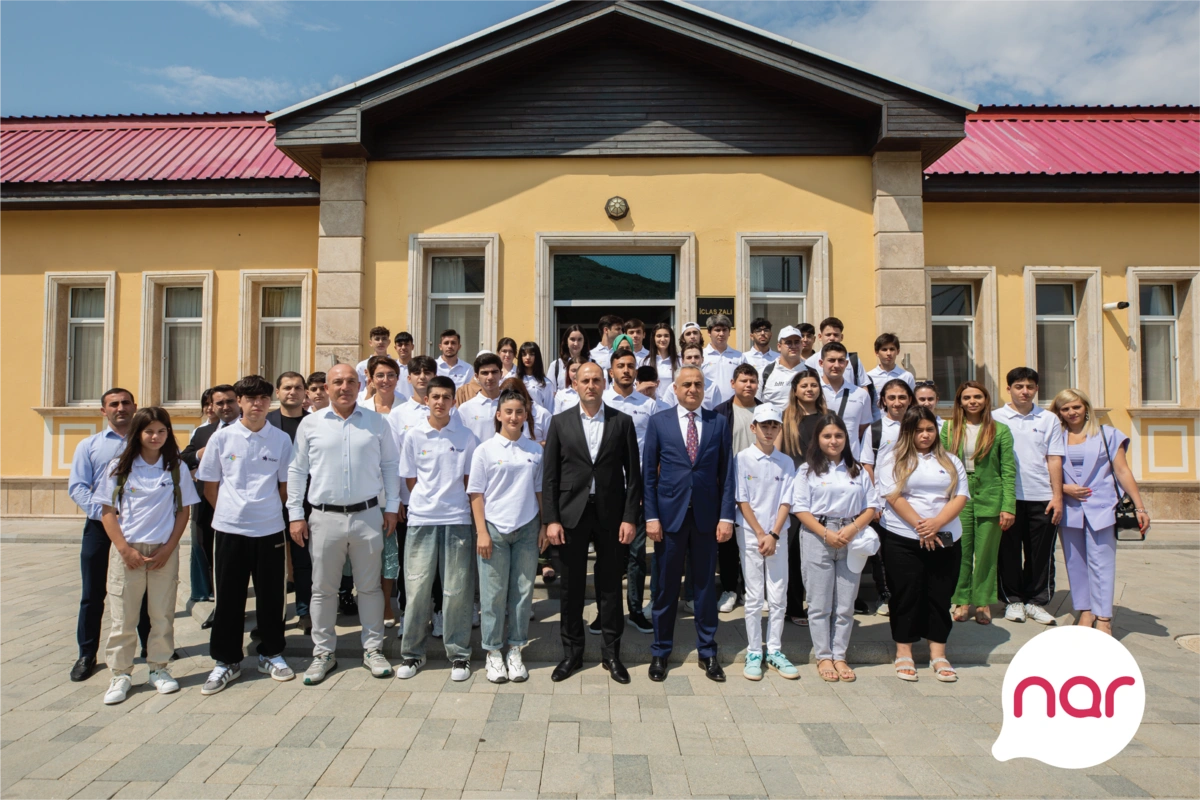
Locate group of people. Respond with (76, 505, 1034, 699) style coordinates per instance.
(67, 312, 1151, 704)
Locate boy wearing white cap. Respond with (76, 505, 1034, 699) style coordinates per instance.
(758, 326, 806, 413)
(733, 404, 799, 681)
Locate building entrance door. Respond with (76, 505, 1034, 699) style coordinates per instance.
(550, 252, 677, 353)
(554, 305, 674, 354)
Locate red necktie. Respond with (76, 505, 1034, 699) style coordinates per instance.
(686, 411, 698, 464)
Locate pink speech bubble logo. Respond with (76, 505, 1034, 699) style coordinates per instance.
(993, 626, 1145, 768)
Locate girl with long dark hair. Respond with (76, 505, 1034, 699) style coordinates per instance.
(650, 322, 680, 386)
(518, 341, 554, 411)
(547, 325, 588, 392)
(778, 368, 827, 626)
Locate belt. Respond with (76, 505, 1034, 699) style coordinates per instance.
(816, 515, 853, 527)
(313, 497, 379, 514)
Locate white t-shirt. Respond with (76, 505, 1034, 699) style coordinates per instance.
(792, 461, 881, 522)
(436, 357, 474, 389)
(875, 451, 970, 541)
(758, 359, 804, 413)
(387, 398, 433, 505)
(733, 445, 796, 532)
(589, 343, 613, 372)
(821, 380, 873, 457)
(532, 403, 552, 444)
(553, 388, 580, 415)
(522, 374, 555, 412)
(992, 405, 1067, 501)
(196, 421, 293, 537)
(458, 393, 499, 444)
(859, 416, 903, 466)
(95, 456, 201, 545)
(466, 435, 544, 534)
(652, 354, 677, 387)
(602, 387, 669, 461)
(399, 417, 478, 527)
(702, 345, 747, 407)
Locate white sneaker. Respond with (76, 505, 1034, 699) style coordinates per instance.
(258, 654, 295, 682)
(432, 611, 444, 638)
(450, 659, 471, 682)
(148, 668, 180, 694)
(876, 601, 890, 617)
(718, 592, 737, 613)
(396, 656, 425, 679)
(473, 602, 481, 629)
(363, 649, 394, 678)
(104, 674, 132, 705)
(505, 647, 528, 682)
(201, 662, 241, 695)
(304, 653, 337, 685)
(1005, 603, 1027, 623)
(485, 651, 508, 684)
(1025, 603, 1057, 625)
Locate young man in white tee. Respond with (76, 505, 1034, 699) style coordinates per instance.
(865, 333, 915, 422)
(817, 342, 873, 458)
(436, 329, 475, 389)
(457, 353, 505, 443)
(701, 313, 746, 407)
(743, 317, 779, 384)
(759, 326, 806, 413)
(803, 317, 871, 390)
(356, 326, 391, 391)
(589, 314, 624, 372)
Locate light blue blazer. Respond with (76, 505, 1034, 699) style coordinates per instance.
(1060, 425, 1130, 531)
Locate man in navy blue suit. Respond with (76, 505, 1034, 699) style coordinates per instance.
(643, 365, 737, 682)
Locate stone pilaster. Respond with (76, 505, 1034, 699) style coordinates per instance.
(315, 158, 366, 369)
(872, 151, 929, 379)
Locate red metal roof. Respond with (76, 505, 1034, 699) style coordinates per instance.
(0, 112, 309, 183)
(928, 106, 1200, 176)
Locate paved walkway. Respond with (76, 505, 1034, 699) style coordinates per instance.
(1, 534, 1197, 798)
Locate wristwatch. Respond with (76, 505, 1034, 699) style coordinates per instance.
(767, 531, 780, 540)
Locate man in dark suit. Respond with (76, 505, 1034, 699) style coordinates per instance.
(543, 362, 642, 684)
(644, 365, 737, 682)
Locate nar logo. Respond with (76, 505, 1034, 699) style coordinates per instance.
(992, 626, 1145, 769)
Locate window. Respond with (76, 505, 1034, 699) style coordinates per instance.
(551, 253, 677, 349)
(67, 287, 106, 404)
(163, 287, 202, 404)
(141, 271, 213, 408)
(260, 286, 302, 380)
(239, 270, 311, 381)
(750, 255, 807, 327)
(1035, 283, 1076, 401)
(930, 283, 975, 393)
(1140, 284, 1178, 404)
(430, 256, 485, 363)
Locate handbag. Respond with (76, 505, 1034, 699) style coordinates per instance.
(1099, 426, 1143, 540)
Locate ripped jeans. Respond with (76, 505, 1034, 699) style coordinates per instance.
(400, 524, 475, 662)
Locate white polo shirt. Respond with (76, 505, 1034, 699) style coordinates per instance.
(859, 416, 903, 466)
(467, 434, 543, 533)
(436, 357, 474, 389)
(532, 403, 552, 444)
(821, 379, 873, 457)
(96, 456, 201, 545)
(993, 404, 1067, 501)
(875, 451, 970, 541)
(733, 445, 796, 532)
(792, 461, 880, 522)
(652, 354, 677, 386)
(523, 375, 555, 412)
(634, 347, 651, 365)
(589, 343, 613, 372)
(744, 348, 779, 383)
(399, 416, 478, 526)
(388, 397, 432, 444)
(458, 392, 499, 444)
(702, 345, 747, 406)
(197, 420, 293, 537)
(759, 359, 804, 413)
(553, 388, 580, 415)
(602, 387, 668, 461)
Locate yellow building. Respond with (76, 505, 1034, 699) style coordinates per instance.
(2, 0, 1197, 522)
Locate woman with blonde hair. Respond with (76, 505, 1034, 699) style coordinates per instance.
(876, 406, 969, 682)
(779, 368, 826, 626)
(1050, 388, 1149, 635)
(942, 381, 1016, 625)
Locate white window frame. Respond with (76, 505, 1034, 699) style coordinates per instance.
(41, 272, 116, 409)
(407, 234, 498, 358)
(140, 272, 214, 410)
(1126, 267, 1199, 409)
(930, 282, 976, 385)
(1024, 266, 1103, 406)
(67, 288, 108, 406)
(736, 233, 830, 350)
(238, 270, 313, 379)
(162, 287, 204, 405)
(924, 266, 999, 401)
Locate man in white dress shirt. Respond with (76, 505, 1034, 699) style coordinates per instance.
(436, 329, 475, 389)
(702, 314, 746, 407)
(589, 314, 624, 372)
(818, 342, 873, 457)
(743, 317, 779, 383)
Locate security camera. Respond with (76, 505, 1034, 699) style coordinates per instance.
(1103, 301, 1131, 311)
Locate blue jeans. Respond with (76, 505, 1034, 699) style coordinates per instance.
(401, 524, 474, 662)
(477, 518, 539, 651)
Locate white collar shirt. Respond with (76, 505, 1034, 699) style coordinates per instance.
(992, 404, 1067, 501)
(634, 347, 651, 365)
(675, 403, 704, 443)
(388, 398, 433, 506)
(758, 359, 803, 413)
(522, 374, 555, 411)
(436, 357, 474, 389)
(805, 352, 870, 388)
(466, 435, 543, 533)
(532, 403, 552, 444)
(733, 445, 796, 532)
(197, 420, 293, 537)
(399, 416, 478, 526)
(820, 378, 873, 457)
(554, 388, 580, 415)
(589, 343, 614, 371)
(702, 344, 746, 406)
(458, 392, 500, 444)
(395, 364, 413, 401)
(68, 427, 128, 519)
(95, 456, 201, 545)
(744, 348, 779, 380)
(653, 354, 677, 385)
(603, 387, 669, 462)
(287, 404, 402, 519)
(579, 404, 606, 494)
(875, 451, 970, 541)
(792, 461, 881, 522)
(859, 416, 904, 466)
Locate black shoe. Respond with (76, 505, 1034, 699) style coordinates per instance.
(699, 655, 726, 682)
(298, 614, 312, 635)
(648, 656, 668, 682)
(201, 610, 216, 629)
(854, 599, 869, 615)
(170, 650, 180, 662)
(70, 656, 95, 682)
(338, 592, 359, 617)
(627, 611, 653, 634)
(587, 617, 602, 635)
(249, 627, 261, 640)
(551, 657, 582, 682)
(602, 657, 630, 684)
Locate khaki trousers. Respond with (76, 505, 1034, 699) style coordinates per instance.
(105, 542, 179, 675)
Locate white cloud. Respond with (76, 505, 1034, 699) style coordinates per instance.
(187, 0, 288, 31)
(697, 1, 1200, 105)
(135, 66, 344, 110)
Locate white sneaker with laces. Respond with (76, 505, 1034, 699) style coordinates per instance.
(718, 591, 737, 613)
(201, 663, 241, 695)
(1024, 603, 1056, 625)
(473, 602, 481, 629)
(1004, 603, 1027, 623)
(363, 649, 394, 678)
(104, 674, 133, 704)
(450, 659, 471, 682)
(505, 647, 528, 682)
(304, 653, 337, 685)
(148, 668, 180, 694)
(485, 650, 508, 684)
(396, 656, 425, 679)
(258, 654, 295, 682)
(876, 601, 890, 617)
(432, 611, 444, 638)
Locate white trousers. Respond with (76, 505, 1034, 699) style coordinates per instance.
(736, 525, 789, 653)
(800, 527, 861, 662)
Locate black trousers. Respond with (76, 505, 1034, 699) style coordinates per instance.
(784, 516, 807, 617)
(78, 518, 150, 660)
(560, 500, 628, 661)
(717, 536, 743, 597)
(998, 499, 1058, 607)
(881, 528, 961, 644)
(211, 530, 287, 664)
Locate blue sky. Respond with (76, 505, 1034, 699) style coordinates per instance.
(2, 1, 1197, 117)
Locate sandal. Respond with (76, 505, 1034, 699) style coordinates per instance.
(540, 565, 557, 584)
(833, 660, 856, 682)
(1095, 616, 1113, 636)
(817, 659, 839, 682)
(975, 606, 991, 625)
(952, 605, 970, 623)
(930, 658, 958, 683)
(788, 615, 809, 627)
(894, 657, 918, 682)
(1077, 611, 1097, 628)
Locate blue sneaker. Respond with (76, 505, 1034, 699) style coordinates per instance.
(766, 651, 800, 680)
(743, 651, 764, 681)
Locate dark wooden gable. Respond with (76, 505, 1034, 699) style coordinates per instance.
(370, 40, 869, 159)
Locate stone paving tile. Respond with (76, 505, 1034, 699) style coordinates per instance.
(537, 753, 614, 795)
(245, 748, 338, 786)
(391, 750, 475, 791)
(97, 744, 207, 783)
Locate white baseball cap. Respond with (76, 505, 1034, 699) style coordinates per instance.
(681, 321, 701, 333)
(752, 404, 783, 425)
(777, 325, 802, 342)
(847, 528, 881, 574)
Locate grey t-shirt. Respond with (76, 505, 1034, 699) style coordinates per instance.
(732, 404, 756, 455)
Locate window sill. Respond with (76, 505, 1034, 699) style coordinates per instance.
(1127, 407, 1199, 419)
(33, 406, 103, 417)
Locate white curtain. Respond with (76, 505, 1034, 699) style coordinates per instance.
(262, 286, 301, 318)
(431, 258, 469, 293)
(165, 286, 202, 318)
(263, 323, 301, 380)
(165, 323, 202, 403)
(69, 324, 103, 403)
